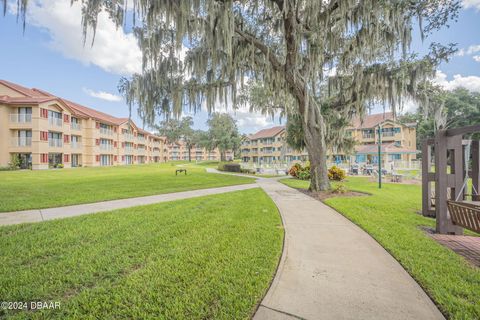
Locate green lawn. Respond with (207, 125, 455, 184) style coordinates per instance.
(0, 188, 283, 319)
(0, 163, 254, 212)
(282, 177, 480, 319)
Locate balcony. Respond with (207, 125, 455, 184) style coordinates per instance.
(100, 128, 113, 136)
(9, 114, 32, 123)
(48, 138, 63, 148)
(71, 123, 81, 131)
(137, 137, 145, 143)
(11, 137, 32, 147)
(125, 147, 134, 153)
(382, 131, 396, 137)
(362, 134, 374, 139)
(137, 148, 146, 155)
(124, 134, 134, 141)
(71, 142, 82, 149)
(99, 144, 113, 151)
(153, 151, 160, 156)
(48, 117, 63, 127)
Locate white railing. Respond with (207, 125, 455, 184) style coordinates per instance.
(71, 122, 81, 131)
(49, 117, 63, 127)
(100, 128, 113, 135)
(71, 142, 82, 149)
(137, 148, 146, 155)
(100, 144, 113, 151)
(382, 131, 395, 137)
(125, 147, 134, 153)
(124, 134, 134, 140)
(363, 134, 374, 139)
(11, 137, 32, 147)
(9, 114, 32, 123)
(49, 138, 63, 147)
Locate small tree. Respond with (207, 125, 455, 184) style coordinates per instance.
(206, 113, 241, 161)
(157, 116, 196, 161)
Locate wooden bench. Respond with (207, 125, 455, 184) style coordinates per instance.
(175, 169, 187, 175)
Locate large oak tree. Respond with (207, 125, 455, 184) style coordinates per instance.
(5, 0, 460, 190)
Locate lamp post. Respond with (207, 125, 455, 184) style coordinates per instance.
(378, 124, 382, 189)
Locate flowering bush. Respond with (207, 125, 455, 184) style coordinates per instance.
(328, 166, 346, 181)
(289, 163, 310, 180)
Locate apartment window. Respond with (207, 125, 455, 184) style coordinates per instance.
(48, 110, 63, 127)
(48, 132, 63, 147)
(71, 117, 81, 130)
(10, 107, 32, 123)
(362, 129, 374, 139)
(16, 130, 32, 147)
(100, 155, 111, 166)
(389, 154, 401, 161)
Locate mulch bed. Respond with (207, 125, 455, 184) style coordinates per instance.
(298, 188, 369, 201)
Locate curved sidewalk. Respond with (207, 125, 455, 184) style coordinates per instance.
(0, 184, 258, 226)
(254, 178, 444, 320)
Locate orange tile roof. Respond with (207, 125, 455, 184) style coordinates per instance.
(0, 80, 48, 97)
(0, 79, 165, 138)
(351, 112, 395, 129)
(249, 126, 285, 139)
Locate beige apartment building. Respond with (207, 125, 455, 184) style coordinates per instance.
(241, 126, 308, 164)
(0, 80, 165, 169)
(165, 140, 234, 161)
(241, 112, 417, 165)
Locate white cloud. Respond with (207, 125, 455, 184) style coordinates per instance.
(24, 0, 142, 76)
(463, 0, 480, 10)
(457, 44, 480, 58)
(473, 55, 480, 62)
(83, 88, 122, 102)
(434, 70, 480, 92)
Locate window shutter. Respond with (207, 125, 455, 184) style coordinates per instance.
(64, 154, 69, 162)
(41, 154, 48, 163)
(96, 155, 100, 162)
(114, 127, 117, 133)
(114, 141, 118, 148)
(114, 155, 118, 161)
(122, 155, 125, 161)
(96, 139, 100, 146)
(40, 131, 47, 141)
(122, 142, 125, 148)
(63, 114, 70, 123)
(64, 135, 69, 143)
(40, 108, 47, 118)
(96, 122, 100, 129)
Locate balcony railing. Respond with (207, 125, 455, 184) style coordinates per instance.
(137, 137, 145, 142)
(99, 144, 113, 151)
(100, 128, 113, 135)
(49, 117, 63, 127)
(11, 137, 32, 147)
(71, 142, 82, 149)
(137, 148, 146, 155)
(382, 131, 395, 137)
(362, 134, 374, 139)
(125, 147, 134, 153)
(49, 138, 63, 148)
(9, 114, 32, 123)
(71, 122, 81, 131)
(124, 134, 134, 141)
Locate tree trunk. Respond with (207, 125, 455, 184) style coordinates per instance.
(220, 150, 226, 162)
(188, 146, 191, 162)
(301, 100, 330, 192)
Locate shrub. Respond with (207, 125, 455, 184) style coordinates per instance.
(57, 164, 64, 169)
(218, 162, 241, 172)
(289, 163, 310, 180)
(328, 165, 346, 181)
(331, 184, 348, 194)
(0, 166, 14, 171)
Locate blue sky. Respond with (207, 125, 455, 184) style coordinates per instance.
(1, 0, 479, 134)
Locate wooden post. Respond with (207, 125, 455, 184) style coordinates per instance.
(422, 140, 432, 216)
(435, 130, 448, 233)
(473, 140, 480, 201)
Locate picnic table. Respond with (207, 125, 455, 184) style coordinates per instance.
(175, 169, 187, 175)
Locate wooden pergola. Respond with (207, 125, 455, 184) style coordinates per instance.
(422, 124, 480, 235)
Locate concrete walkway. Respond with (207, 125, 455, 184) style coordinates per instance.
(0, 184, 258, 226)
(253, 178, 444, 320)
